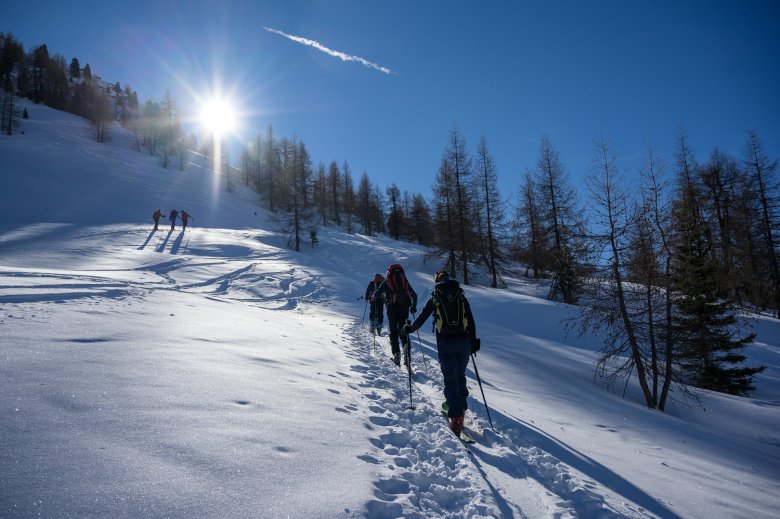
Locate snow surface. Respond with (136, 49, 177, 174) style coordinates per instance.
(1, 100, 778, 518)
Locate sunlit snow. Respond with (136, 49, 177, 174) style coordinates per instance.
(1, 100, 778, 518)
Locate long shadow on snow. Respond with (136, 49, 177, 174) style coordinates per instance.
(156, 229, 173, 252)
(411, 333, 680, 518)
(170, 231, 185, 254)
(0, 288, 127, 304)
(136, 230, 156, 250)
(468, 403, 682, 519)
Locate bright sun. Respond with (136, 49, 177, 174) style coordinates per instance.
(199, 97, 237, 136)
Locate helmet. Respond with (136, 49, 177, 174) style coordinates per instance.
(374, 273, 384, 282)
(434, 271, 449, 283)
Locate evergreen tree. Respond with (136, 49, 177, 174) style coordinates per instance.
(69, 57, 81, 80)
(671, 202, 764, 395)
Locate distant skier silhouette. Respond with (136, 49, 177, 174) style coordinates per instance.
(180, 210, 192, 231)
(152, 209, 165, 231)
(169, 209, 179, 231)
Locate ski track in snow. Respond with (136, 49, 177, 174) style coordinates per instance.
(330, 321, 662, 519)
(330, 290, 677, 517)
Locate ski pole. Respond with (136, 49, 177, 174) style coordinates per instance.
(360, 297, 368, 327)
(405, 320, 415, 410)
(470, 353, 494, 431)
(410, 311, 429, 372)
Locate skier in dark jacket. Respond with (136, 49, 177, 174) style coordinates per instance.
(403, 271, 479, 438)
(373, 264, 418, 367)
(181, 210, 191, 231)
(152, 209, 165, 231)
(169, 209, 179, 231)
(365, 273, 385, 336)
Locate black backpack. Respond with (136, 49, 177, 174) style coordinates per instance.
(432, 280, 468, 336)
(385, 264, 411, 305)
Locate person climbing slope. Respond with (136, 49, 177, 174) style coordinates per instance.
(403, 271, 480, 438)
(373, 264, 417, 367)
(365, 273, 385, 336)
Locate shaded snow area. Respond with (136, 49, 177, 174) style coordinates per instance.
(1, 101, 779, 518)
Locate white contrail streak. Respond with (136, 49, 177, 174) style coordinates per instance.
(263, 26, 395, 75)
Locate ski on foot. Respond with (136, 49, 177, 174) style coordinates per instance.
(441, 402, 475, 443)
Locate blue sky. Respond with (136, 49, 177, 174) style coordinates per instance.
(5, 0, 780, 199)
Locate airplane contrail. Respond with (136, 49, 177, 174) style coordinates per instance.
(263, 26, 395, 75)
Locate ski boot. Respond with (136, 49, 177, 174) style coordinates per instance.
(450, 415, 465, 437)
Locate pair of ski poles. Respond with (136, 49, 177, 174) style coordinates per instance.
(360, 298, 494, 431)
(404, 316, 494, 431)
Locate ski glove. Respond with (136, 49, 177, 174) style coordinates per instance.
(471, 338, 481, 355)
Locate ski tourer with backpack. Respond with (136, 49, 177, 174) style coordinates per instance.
(373, 263, 418, 368)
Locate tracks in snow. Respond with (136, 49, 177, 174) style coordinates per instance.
(338, 321, 658, 519)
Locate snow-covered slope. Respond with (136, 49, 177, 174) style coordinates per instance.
(1, 101, 778, 518)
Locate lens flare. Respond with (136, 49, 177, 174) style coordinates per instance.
(199, 97, 236, 136)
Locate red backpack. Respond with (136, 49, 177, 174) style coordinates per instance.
(385, 264, 411, 305)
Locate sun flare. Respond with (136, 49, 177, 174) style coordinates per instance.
(199, 97, 237, 136)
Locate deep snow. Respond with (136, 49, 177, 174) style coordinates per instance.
(1, 100, 778, 518)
